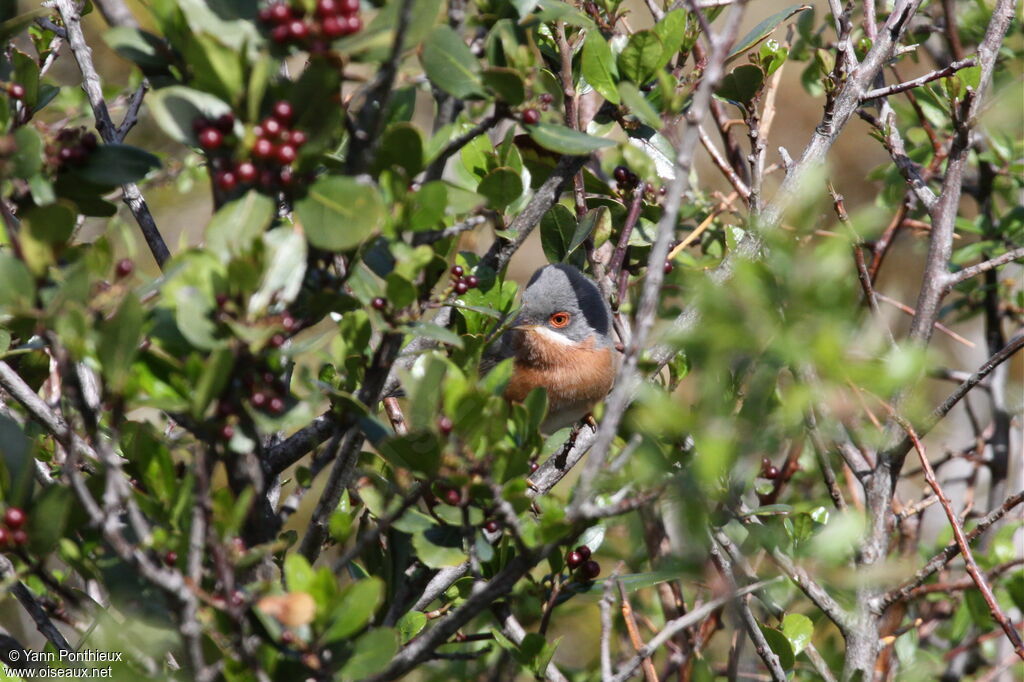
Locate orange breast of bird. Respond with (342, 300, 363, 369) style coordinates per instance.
(505, 332, 616, 413)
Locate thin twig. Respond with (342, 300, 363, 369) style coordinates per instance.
(861, 57, 978, 100)
(945, 246, 1024, 289)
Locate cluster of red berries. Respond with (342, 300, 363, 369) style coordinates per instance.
(449, 265, 479, 295)
(566, 544, 600, 581)
(5, 83, 25, 100)
(46, 127, 98, 172)
(194, 102, 309, 195)
(259, 0, 363, 47)
(0, 507, 28, 550)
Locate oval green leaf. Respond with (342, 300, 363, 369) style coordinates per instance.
(421, 25, 485, 99)
(527, 122, 615, 156)
(582, 31, 619, 104)
(295, 175, 385, 252)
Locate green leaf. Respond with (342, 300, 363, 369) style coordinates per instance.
(323, 578, 384, 642)
(27, 485, 72, 555)
(98, 293, 145, 393)
(406, 322, 464, 350)
(103, 27, 170, 71)
(715, 64, 765, 107)
(191, 346, 234, 418)
(396, 611, 427, 644)
(0, 9, 48, 45)
(540, 203, 577, 263)
(421, 25, 485, 99)
(284, 553, 316, 593)
(11, 127, 43, 179)
(619, 82, 661, 128)
(20, 203, 75, 246)
(375, 123, 425, 176)
(482, 67, 526, 105)
(527, 123, 614, 156)
(70, 144, 161, 186)
(0, 254, 36, 311)
(182, 33, 245, 104)
(582, 31, 620, 104)
(618, 30, 664, 84)
(339, 628, 398, 679)
(412, 524, 467, 567)
(652, 9, 689, 69)
(477, 167, 524, 212)
(206, 191, 276, 262)
(569, 205, 607, 254)
(728, 4, 811, 61)
(148, 86, 233, 147)
(295, 176, 384, 252)
(758, 624, 795, 669)
(248, 227, 308, 314)
(781, 613, 813, 656)
(406, 182, 448, 231)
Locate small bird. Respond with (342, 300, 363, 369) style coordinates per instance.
(486, 264, 617, 432)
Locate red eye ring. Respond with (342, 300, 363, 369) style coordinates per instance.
(549, 312, 570, 328)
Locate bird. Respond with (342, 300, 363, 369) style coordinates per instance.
(485, 264, 617, 432)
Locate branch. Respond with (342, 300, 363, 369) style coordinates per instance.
(861, 57, 978, 100)
(608, 579, 779, 682)
(0, 556, 73, 653)
(421, 110, 505, 182)
(945, 246, 1024, 289)
(890, 415, 1024, 658)
(411, 215, 487, 246)
(569, 0, 747, 519)
(494, 604, 570, 682)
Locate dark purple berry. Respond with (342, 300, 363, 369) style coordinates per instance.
(215, 112, 235, 133)
(236, 161, 258, 183)
(81, 133, 98, 150)
(437, 416, 453, 434)
(115, 259, 134, 278)
(454, 281, 469, 295)
(464, 275, 479, 289)
(664, 260, 674, 274)
(198, 127, 223, 150)
(272, 100, 294, 123)
(581, 560, 601, 580)
(3, 508, 26, 530)
(613, 165, 629, 184)
(539, 93, 553, 104)
(443, 488, 462, 506)
(371, 297, 387, 310)
(164, 551, 178, 566)
(483, 520, 499, 533)
(576, 545, 591, 560)
(529, 460, 539, 473)
(566, 550, 583, 569)
(450, 265, 464, 278)
(192, 116, 210, 133)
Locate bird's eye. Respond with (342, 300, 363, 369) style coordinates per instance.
(549, 312, 570, 328)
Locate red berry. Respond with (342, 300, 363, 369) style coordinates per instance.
(251, 391, 268, 408)
(192, 116, 210, 134)
(275, 144, 297, 165)
(322, 16, 345, 38)
(236, 161, 258, 183)
(164, 551, 178, 566)
(258, 6, 274, 22)
(272, 100, 294, 123)
(58, 147, 74, 163)
(316, 0, 339, 15)
(115, 258, 134, 278)
(483, 520, 499, 533)
(198, 127, 223, 150)
(270, 333, 286, 348)
(664, 260, 674, 274)
(371, 297, 387, 310)
(216, 170, 238, 191)
(3, 508, 26, 530)
(279, 166, 295, 186)
(465, 275, 479, 289)
(521, 108, 540, 125)
(339, 0, 360, 14)
(220, 424, 235, 440)
(81, 132, 98, 150)
(613, 165, 629, 184)
(262, 117, 283, 138)
(344, 15, 362, 33)
(215, 112, 235, 133)
(766, 466, 780, 480)
(270, 24, 290, 43)
(450, 265, 464, 278)
(289, 130, 308, 147)
(539, 93, 553, 104)
(11, 529, 27, 546)
(581, 560, 601, 580)
(288, 19, 309, 40)
(268, 397, 285, 414)
(454, 281, 469, 295)
(281, 630, 295, 645)
(566, 550, 583, 569)
(268, 3, 291, 23)
(0, 527, 9, 547)
(529, 460, 539, 473)
(443, 488, 462, 506)
(437, 415, 453, 434)
(575, 545, 591, 560)
(282, 313, 298, 331)
(253, 138, 274, 158)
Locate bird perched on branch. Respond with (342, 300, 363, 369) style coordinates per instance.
(485, 264, 617, 432)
